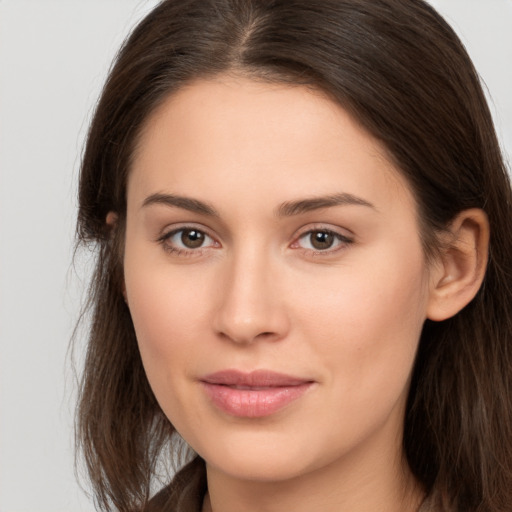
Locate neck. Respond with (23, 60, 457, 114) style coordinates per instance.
(202, 432, 424, 512)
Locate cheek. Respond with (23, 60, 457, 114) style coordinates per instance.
(290, 243, 429, 405)
(126, 267, 208, 368)
(122, 230, 211, 400)
(124, 264, 215, 438)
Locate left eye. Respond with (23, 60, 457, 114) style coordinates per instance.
(164, 228, 215, 250)
(297, 230, 350, 251)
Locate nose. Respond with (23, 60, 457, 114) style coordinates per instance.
(213, 249, 290, 345)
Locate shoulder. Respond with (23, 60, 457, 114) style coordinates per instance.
(417, 494, 440, 512)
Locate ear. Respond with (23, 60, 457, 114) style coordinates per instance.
(106, 211, 118, 227)
(427, 208, 489, 321)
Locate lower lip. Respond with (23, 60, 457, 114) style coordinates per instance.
(201, 382, 313, 418)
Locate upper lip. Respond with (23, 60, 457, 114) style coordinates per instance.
(201, 369, 312, 387)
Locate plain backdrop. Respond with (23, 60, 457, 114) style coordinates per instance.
(0, 1, 511, 511)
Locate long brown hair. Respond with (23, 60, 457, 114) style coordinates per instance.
(75, 1, 512, 510)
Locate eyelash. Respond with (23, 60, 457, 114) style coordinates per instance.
(157, 226, 217, 257)
(293, 227, 353, 255)
(157, 226, 353, 257)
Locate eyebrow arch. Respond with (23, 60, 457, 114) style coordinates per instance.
(276, 193, 376, 217)
(142, 193, 219, 217)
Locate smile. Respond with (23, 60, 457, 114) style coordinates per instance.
(200, 370, 314, 418)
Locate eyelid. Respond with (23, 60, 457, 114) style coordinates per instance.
(292, 223, 354, 240)
(157, 223, 221, 254)
(290, 224, 354, 253)
(157, 221, 216, 239)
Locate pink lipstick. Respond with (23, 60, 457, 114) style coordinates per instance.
(200, 370, 314, 418)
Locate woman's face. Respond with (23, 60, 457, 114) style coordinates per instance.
(124, 76, 434, 483)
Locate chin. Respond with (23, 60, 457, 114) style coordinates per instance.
(208, 452, 310, 483)
(191, 425, 336, 484)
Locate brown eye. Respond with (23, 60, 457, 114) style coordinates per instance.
(310, 231, 335, 250)
(180, 229, 205, 248)
(295, 228, 352, 253)
(160, 227, 216, 254)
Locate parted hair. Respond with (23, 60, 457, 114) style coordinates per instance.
(76, 0, 512, 510)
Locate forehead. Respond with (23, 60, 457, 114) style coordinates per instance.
(128, 75, 415, 216)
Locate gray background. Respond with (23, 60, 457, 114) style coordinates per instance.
(0, 1, 511, 511)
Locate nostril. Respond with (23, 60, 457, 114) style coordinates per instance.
(215, 328, 282, 345)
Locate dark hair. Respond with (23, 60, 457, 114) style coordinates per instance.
(76, 0, 512, 510)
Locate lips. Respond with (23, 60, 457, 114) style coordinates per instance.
(200, 369, 314, 418)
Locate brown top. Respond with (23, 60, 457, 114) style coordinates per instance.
(145, 457, 205, 512)
(417, 494, 436, 512)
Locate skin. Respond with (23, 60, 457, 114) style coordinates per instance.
(121, 75, 484, 512)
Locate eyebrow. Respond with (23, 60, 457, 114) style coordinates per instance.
(142, 193, 220, 216)
(141, 192, 375, 217)
(276, 193, 376, 217)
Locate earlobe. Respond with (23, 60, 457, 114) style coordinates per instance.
(427, 208, 489, 321)
(106, 211, 118, 227)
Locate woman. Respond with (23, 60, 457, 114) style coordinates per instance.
(75, 0, 512, 511)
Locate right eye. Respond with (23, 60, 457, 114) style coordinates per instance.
(159, 227, 218, 255)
